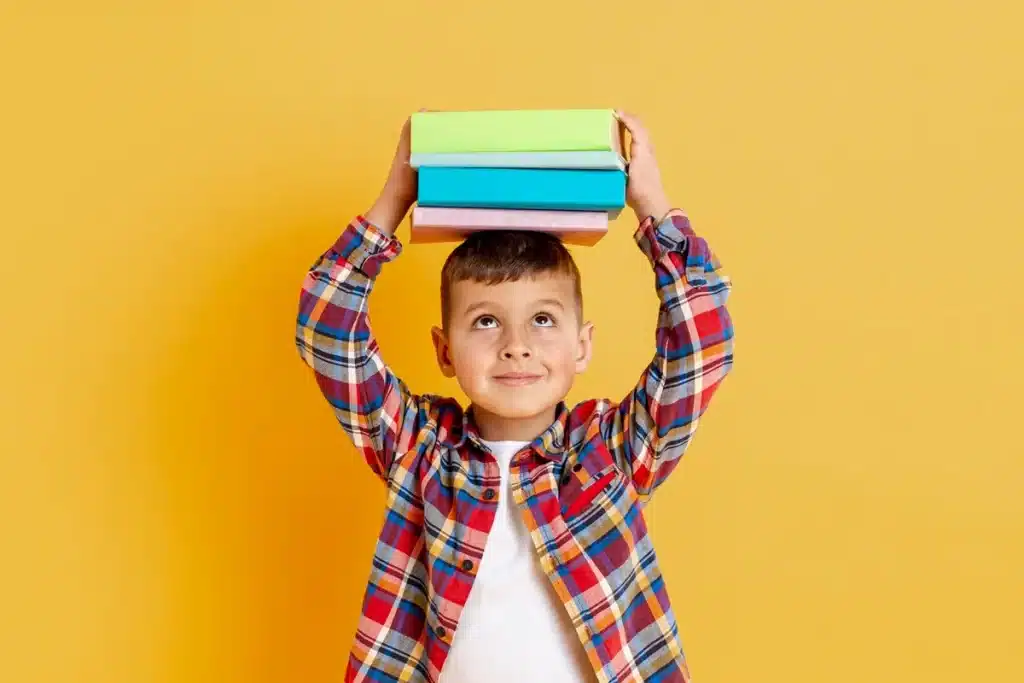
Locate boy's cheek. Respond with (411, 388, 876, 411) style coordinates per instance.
(538, 339, 583, 369)
(450, 352, 492, 390)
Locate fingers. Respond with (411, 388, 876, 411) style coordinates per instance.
(615, 109, 650, 147)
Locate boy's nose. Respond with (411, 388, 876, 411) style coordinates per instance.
(500, 328, 533, 359)
(501, 335, 532, 359)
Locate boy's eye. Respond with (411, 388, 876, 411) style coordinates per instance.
(473, 315, 498, 329)
(534, 313, 554, 327)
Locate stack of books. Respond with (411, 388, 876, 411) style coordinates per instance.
(409, 109, 627, 246)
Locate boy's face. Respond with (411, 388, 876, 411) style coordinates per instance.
(432, 272, 593, 432)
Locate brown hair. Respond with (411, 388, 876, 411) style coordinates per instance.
(440, 230, 582, 330)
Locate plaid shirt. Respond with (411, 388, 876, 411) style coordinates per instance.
(295, 210, 734, 683)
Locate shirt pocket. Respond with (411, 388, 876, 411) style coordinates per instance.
(561, 464, 621, 520)
(559, 438, 624, 521)
(558, 446, 643, 577)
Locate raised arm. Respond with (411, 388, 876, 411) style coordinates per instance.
(599, 111, 735, 500)
(295, 117, 423, 483)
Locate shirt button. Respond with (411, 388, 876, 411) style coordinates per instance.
(483, 488, 496, 500)
(573, 463, 583, 472)
(435, 625, 446, 638)
(461, 559, 474, 571)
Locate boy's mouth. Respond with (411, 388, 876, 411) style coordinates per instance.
(493, 372, 544, 386)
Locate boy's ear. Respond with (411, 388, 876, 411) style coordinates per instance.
(431, 326, 456, 378)
(575, 321, 594, 374)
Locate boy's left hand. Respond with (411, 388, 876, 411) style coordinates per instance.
(616, 110, 672, 223)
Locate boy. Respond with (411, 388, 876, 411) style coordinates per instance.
(295, 111, 734, 683)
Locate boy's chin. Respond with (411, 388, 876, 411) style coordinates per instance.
(490, 404, 550, 420)
(465, 380, 572, 422)
(472, 396, 557, 421)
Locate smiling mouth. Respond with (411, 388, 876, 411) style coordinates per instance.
(493, 373, 544, 386)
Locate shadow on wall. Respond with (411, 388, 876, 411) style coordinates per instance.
(143, 185, 430, 682)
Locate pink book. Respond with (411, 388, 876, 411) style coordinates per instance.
(410, 207, 608, 246)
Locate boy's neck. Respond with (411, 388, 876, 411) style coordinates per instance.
(471, 404, 557, 443)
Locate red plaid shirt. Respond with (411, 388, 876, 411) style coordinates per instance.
(295, 210, 734, 682)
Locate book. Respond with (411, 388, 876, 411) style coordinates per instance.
(410, 207, 608, 246)
(410, 150, 625, 171)
(417, 167, 626, 212)
(410, 109, 625, 156)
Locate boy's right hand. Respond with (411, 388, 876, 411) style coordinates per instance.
(365, 114, 419, 236)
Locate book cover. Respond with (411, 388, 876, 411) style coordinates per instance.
(411, 109, 624, 155)
(410, 150, 625, 171)
(417, 167, 626, 212)
(410, 206, 608, 246)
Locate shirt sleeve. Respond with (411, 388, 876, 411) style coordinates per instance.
(599, 209, 735, 500)
(295, 215, 424, 484)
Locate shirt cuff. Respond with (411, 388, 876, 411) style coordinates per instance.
(328, 215, 404, 279)
(633, 209, 711, 286)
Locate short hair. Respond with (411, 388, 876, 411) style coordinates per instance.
(440, 230, 582, 330)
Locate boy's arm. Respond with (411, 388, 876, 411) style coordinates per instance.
(599, 111, 735, 500)
(601, 210, 734, 499)
(295, 117, 421, 483)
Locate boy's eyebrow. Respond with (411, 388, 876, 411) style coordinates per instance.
(535, 298, 567, 310)
(462, 298, 567, 317)
(462, 301, 497, 317)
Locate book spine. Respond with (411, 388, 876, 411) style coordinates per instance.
(412, 206, 609, 229)
(410, 207, 608, 246)
(411, 109, 616, 154)
(410, 151, 625, 170)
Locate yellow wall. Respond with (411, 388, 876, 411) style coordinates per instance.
(2, 2, 1021, 682)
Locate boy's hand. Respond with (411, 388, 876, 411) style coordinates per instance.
(616, 110, 672, 224)
(365, 114, 419, 236)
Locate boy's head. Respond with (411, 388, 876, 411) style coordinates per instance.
(431, 230, 594, 435)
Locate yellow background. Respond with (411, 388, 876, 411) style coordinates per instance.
(2, 2, 1021, 682)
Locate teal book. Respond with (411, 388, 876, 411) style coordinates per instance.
(417, 167, 626, 211)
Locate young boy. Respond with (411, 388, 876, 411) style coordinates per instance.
(295, 111, 734, 683)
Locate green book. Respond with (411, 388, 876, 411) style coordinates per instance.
(410, 109, 625, 155)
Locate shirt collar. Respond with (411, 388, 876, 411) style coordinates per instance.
(445, 402, 568, 462)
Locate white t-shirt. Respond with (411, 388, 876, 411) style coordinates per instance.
(438, 440, 595, 683)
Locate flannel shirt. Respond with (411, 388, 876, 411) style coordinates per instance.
(295, 210, 734, 683)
